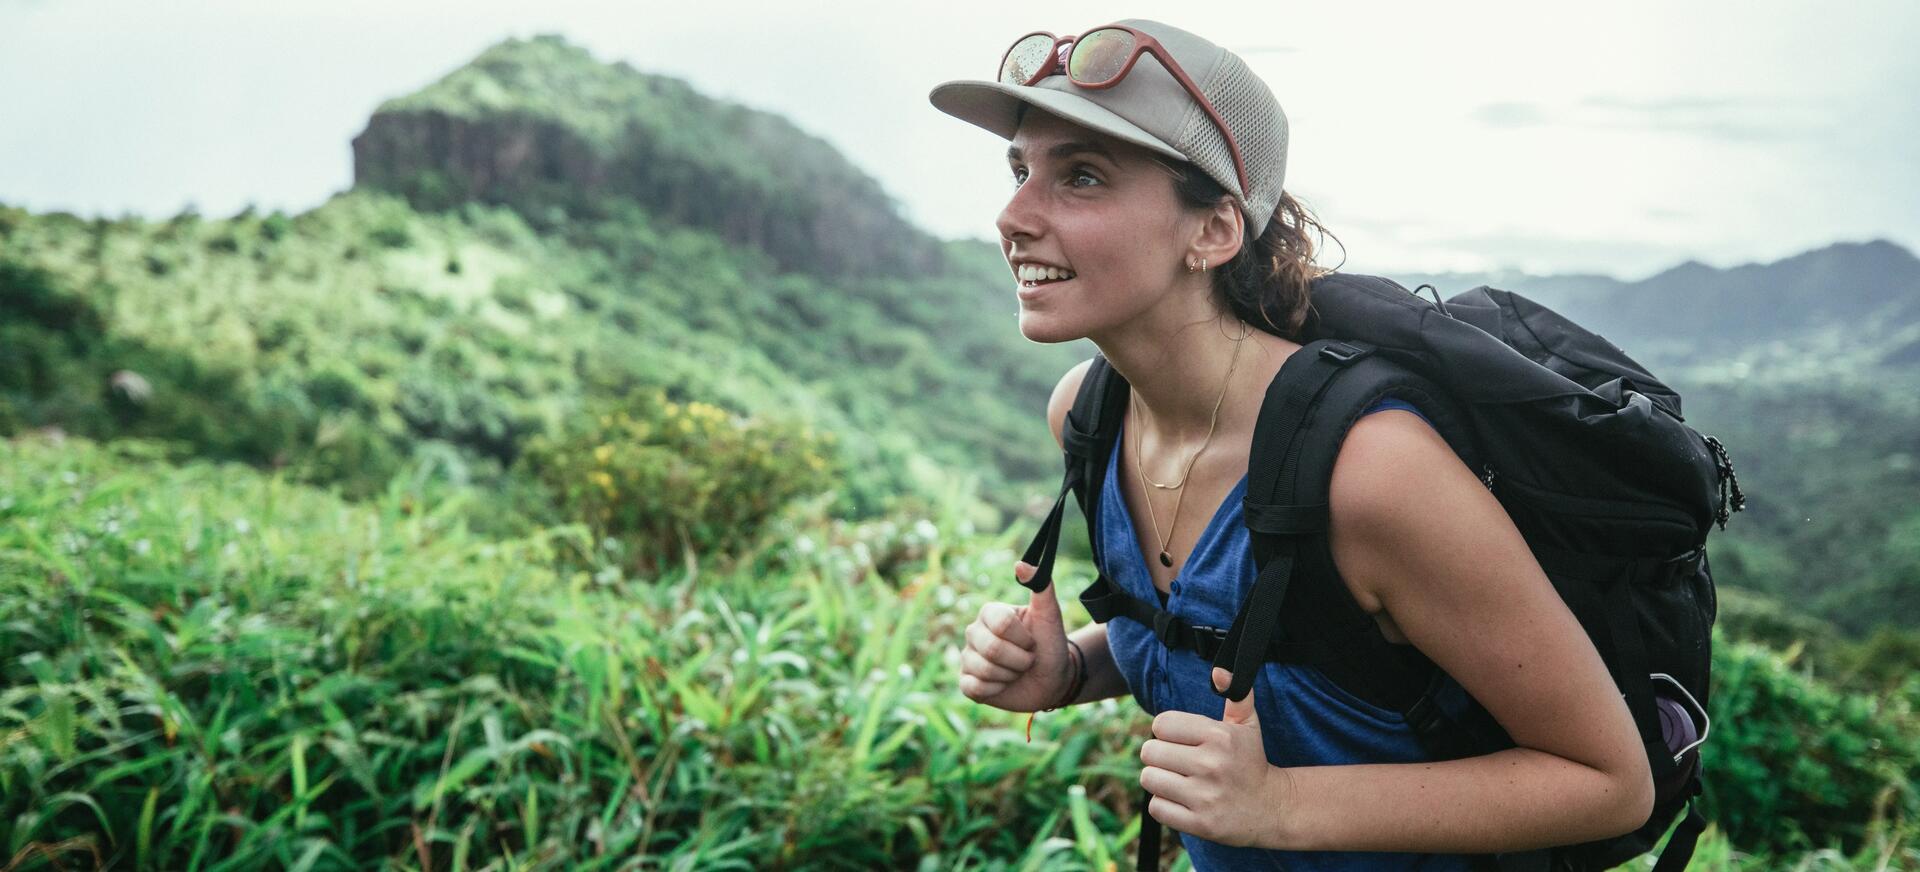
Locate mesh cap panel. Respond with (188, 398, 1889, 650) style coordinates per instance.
(1174, 50, 1287, 236)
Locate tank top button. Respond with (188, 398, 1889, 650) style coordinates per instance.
(1170, 581, 1181, 595)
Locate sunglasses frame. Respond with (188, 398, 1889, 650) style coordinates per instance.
(997, 24, 1252, 203)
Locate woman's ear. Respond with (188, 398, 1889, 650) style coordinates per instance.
(1190, 198, 1244, 268)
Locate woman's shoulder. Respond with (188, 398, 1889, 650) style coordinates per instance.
(1046, 357, 1097, 450)
(1324, 404, 1477, 613)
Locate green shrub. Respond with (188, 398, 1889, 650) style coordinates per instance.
(393, 371, 538, 463)
(304, 362, 375, 415)
(517, 388, 840, 576)
(259, 211, 292, 241)
(294, 413, 405, 499)
(493, 274, 533, 313)
(368, 218, 412, 249)
(0, 259, 105, 351)
(1704, 635, 1920, 854)
(256, 315, 301, 354)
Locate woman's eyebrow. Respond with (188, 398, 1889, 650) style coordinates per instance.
(1006, 141, 1119, 164)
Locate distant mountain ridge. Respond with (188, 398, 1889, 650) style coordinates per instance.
(352, 34, 947, 280)
(1384, 238, 1920, 375)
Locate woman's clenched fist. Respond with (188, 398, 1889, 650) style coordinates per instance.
(958, 560, 1075, 712)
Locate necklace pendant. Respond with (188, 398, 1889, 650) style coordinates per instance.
(1158, 550, 1174, 567)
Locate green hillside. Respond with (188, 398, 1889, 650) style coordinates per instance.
(0, 185, 1087, 541)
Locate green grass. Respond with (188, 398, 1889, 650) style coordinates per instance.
(0, 434, 1151, 869)
(2, 433, 1914, 870)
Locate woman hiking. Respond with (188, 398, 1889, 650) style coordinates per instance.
(931, 19, 1654, 870)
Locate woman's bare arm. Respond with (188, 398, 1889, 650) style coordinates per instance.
(1255, 409, 1655, 852)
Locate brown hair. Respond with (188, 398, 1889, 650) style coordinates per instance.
(1157, 155, 1344, 341)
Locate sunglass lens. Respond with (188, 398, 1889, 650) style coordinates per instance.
(1068, 28, 1135, 84)
(1000, 34, 1057, 85)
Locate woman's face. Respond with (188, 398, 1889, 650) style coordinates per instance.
(996, 109, 1194, 344)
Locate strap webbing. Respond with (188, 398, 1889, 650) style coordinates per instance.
(1078, 573, 1331, 664)
(1016, 474, 1077, 595)
(1137, 786, 1161, 871)
(1492, 849, 1551, 872)
(1651, 801, 1706, 872)
(1213, 339, 1369, 703)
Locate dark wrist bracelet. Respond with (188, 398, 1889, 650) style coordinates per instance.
(1044, 639, 1087, 711)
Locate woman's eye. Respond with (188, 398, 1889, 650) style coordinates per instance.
(1008, 166, 1100, 187)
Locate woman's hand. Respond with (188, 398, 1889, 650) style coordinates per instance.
(1138, 667, 1295, 848)
(957, 560, 1075, 713)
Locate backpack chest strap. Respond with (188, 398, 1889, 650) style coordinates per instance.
(1077, 572, 1331, 663)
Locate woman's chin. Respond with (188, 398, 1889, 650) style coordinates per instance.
(1016, 311, 1088, 344)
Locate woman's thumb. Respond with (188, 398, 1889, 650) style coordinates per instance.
(1214, 667, 1260, 727)
(1017, 561, 1064, 623)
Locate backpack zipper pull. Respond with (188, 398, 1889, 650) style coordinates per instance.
(1703, 435, 1746, 530)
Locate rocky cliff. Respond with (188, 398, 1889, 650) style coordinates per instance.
(351, 34, 947, 280)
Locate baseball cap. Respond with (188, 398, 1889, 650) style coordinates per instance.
(928, 19, 1289, 238)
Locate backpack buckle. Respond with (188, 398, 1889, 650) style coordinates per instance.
(1190, 624, 1231, 661)
(1319, 341, 1368, 364)
(1662, 546, 1704, 577)
(1404, 690, 1445, 740)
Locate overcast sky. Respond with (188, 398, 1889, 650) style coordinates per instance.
(2, 0, 1914, 281)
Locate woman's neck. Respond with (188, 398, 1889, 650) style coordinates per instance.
(1093, 313, 1294, 450)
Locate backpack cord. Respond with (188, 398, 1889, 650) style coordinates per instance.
(1703, 435, 1746, 530)
(1412, 283, 1453, 319)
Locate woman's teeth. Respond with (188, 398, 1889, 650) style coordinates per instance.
(1017, 264, 1076, 284)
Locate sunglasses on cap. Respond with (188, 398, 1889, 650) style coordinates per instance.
(998, 24, 1251, 203)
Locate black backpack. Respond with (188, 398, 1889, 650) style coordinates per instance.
(1016, 272, 1744, 872)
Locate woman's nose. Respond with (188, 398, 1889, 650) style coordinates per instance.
(995, 177, 1044, 243)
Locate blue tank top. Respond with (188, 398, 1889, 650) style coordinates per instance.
(1099, 397, 1474, 870)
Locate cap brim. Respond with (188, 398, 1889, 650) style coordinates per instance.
(929, 78, 1189, 165)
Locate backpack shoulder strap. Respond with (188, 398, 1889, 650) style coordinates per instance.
(1213, 337, 1483, 705)
(1017, 353, 1129, 594)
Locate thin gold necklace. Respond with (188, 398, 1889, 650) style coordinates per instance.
(1132, 323, 1249, 568)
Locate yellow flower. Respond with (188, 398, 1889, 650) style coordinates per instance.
(594, 444, 613, 464)
(592, 471, 614, 491)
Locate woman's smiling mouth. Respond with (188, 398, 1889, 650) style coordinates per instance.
(1015, 263, 1076, 299)
(1017, 274, 1072, 301)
